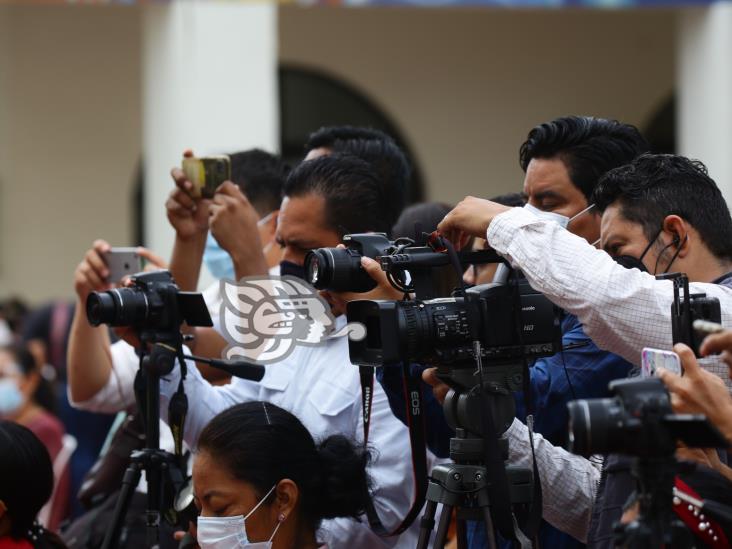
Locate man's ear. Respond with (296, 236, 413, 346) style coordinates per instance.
(0, 499, 7, 520)
(662, 215, 690, 257)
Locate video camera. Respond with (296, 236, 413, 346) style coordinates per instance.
(306, 233, 563, 371)
(568, 377, 727, 458)
(86, 270, 212, 333)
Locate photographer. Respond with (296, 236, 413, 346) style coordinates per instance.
(435, 153, 732, 544)
(192, 401, 371, 549)
(373, 117, 646, 548)
(157, 154, 433, 548)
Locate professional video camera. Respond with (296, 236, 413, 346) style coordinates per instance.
(309, 233, 562, 547)
(86, 270, 211, 333)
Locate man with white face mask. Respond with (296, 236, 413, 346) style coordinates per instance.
(420, 116, 649, 549)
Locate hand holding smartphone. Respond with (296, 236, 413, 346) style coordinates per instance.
(104, 248, 143, 284)
(182, 155, 231, 199)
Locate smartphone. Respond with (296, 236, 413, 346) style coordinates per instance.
(104, 248, 143, 283)
(641, 347, 682, 377)
(182, 155, 231, 199)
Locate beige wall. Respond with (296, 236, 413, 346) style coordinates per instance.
(279, 7, 676, 204)
(0, 6, 141, 305)
(0, 5, 677, 303)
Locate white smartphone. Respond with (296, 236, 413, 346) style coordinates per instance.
(104, 247, 143, 283)
(641, 347, 682, 377)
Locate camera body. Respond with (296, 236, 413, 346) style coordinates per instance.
(567, 377, 726, 458)
(348, 276, 560, 368)
(305, 233, 395, 293)
(86, 270, 211, 334)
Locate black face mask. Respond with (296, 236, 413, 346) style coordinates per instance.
(279, 260, 306, 281)
(612, 229, 661, 273)
(613, 229, 684, 275)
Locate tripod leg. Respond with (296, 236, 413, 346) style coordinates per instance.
(456, 518, 468, 549)
(482, 507, 498, 549)
(102, 462, 143, 549)
(433, 504, 454, 549)
(416, 500, 438, 549)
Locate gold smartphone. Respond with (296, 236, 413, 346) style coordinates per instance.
(182, 155, 231, 199)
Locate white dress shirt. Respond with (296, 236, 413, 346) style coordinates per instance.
(157, 315, 435, 549)
(488, 207, 732, 541)
(487, 207, 732, 386)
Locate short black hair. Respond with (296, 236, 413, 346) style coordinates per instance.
(284, 154, 390, 236)
(593, 154, 732, 262)
(228, 149, 289, 217)
(519, 116, 649, 201)
(0, 421, 54, 538)
(304, 126, 410, 230)
(198, 402, 371, 534)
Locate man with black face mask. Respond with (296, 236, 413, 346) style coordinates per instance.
(435, 153, 732, 545)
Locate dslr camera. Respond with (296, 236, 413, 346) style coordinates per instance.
(86, 270, 211, 333)
(305, 233, 395, 293)
(567, 377, 726, 458)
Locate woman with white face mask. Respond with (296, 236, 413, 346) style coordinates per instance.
(192, 402, 372, 549)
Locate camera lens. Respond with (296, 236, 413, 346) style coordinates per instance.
(567, 397, 622, 457)
(86, 288, 150, 327)
(305, 250, 326, 287)
(305, 248, 375, 292)
(86, 291, 116, 327)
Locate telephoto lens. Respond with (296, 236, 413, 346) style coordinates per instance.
(86, 288, 150, 327)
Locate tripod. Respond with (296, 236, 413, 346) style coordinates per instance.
(416, 429, 533, 549)
(614, 456, 694, 549)
(101, 333, 189, 549)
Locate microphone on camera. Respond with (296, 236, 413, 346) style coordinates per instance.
(183, 354, 265, 382)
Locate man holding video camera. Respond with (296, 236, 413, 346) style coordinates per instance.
(436, 153, 732, 545)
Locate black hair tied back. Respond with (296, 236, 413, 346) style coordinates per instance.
(313, 434, 372, 520)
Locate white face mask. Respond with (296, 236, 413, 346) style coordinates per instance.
(0, 378, 23, 417)
(523, 202, 595, 230)
(196, 484, 281, 549)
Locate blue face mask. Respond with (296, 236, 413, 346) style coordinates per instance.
(0, 378, 23, 417)
(279, 260, 306, 281)
(204, 233, 236, 281)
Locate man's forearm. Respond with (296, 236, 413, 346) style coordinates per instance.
(169, 234, 206, 291)
(506, 419, 599, 542)
(233, 250, 268, 279)
(67, 298, 114, 403)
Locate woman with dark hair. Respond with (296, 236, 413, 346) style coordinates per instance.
(0, 345, 68, 531)
(193, 402, 372, 549)
(0, 421, 66, 548)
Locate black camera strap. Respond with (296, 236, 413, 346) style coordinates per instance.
(359, 363, 428, 536)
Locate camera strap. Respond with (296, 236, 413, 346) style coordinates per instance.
(168, 351, 190, 458)
(359, 363, 428, 536)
